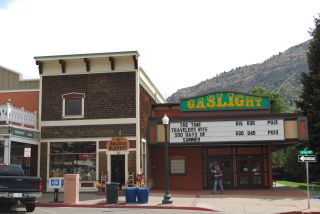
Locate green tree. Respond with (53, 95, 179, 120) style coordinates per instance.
(250, 87, 287, 113)
(250, 87, 307, 181)
(296, 14, 320, 181)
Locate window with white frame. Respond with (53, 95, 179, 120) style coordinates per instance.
(170, 156, 186, 175)
(62, 93, 85, 118)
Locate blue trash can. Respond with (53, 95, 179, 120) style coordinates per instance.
(137, 188, 149, 203)
(125, 187, 138, 203)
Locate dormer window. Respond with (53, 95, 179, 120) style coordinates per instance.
(62, 93, 85, 118)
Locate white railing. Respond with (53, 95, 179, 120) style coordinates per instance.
(0, 104, 37, 128)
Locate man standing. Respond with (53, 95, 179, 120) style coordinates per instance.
(212, 165, 224, 194)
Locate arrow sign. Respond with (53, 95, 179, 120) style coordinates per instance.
(298, 155, 317, 162)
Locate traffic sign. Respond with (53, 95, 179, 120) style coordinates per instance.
(299, 150, 313, 155)
(298, 155, 317, 162)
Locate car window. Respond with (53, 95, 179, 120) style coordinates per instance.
(0, 165, 24, 176)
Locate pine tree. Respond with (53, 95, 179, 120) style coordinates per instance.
(296, 14, 320, 181)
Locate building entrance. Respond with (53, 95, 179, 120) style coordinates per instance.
(207, 158, 233, 189)
(111, 155, 125, 187)
(237, 158, 264, 188)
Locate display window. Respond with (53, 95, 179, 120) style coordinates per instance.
(50, 142, 96, 181)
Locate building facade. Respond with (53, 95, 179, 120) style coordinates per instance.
(35, 51, 165, 191)
(148, 92, 308, 190)
(0, 65, 40, 176)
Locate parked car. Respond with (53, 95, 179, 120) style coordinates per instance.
(0, 164, 42, 212)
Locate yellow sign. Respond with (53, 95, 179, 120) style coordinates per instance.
(107, 137, 130, 151)
(181, 92, 270, 111)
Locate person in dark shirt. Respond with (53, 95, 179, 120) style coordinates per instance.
(212, 165, 224, 193)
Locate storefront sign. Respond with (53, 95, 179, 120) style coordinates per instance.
(11, 128, 34, 139)
(170, 119, 284, 143)
(49, 177, 64, 189)
(107, 137, 130, 151)
(24, 147, 31, 157)
(181, 92, 270, 111)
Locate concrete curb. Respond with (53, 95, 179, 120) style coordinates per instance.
(279, 212, 320, 214)
(37, 202, 216, 212)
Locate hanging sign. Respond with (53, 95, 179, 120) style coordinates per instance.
(170, 119, 284, 143)
(12, 128, 34, 139)
(181, 92, 270, 111)
(107, 137, 130, 151)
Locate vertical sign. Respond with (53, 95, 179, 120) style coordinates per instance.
(24, 148, 31, 157)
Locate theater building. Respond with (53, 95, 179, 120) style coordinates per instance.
(35, 51, 164, 191)
(0, 65, 40, 176)
(147, 92, 308, 190)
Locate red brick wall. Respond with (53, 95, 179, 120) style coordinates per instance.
(140, 86, 156, 139)
(41, 72, 136, 121)
(0, 91, 39, 113)
(154, 109, 181, 117)
(151, 147, 203, 190)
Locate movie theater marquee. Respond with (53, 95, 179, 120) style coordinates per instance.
(170, 119, 284, 143)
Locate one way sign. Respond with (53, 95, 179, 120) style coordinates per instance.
(298, 155, 317, 162)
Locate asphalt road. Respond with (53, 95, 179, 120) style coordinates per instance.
(0, 207, 216, 214)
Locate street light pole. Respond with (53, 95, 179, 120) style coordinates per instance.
(162, 114, 172, 204)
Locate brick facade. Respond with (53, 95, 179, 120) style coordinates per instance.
(140, 86, 156, 139)
(41, 72, 136, 121)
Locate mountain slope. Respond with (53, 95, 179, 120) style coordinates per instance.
(167, 41, 310, 109)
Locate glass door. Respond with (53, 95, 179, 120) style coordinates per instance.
(237, 158, 264, 188)
(207, 159, 233, 189)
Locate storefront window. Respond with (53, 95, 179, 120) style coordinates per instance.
(0, 141, 4, 164)
(170, 156, 186, 175)
(50, 142, 96, 181)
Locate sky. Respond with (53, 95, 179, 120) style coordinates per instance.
(0, 0, 319, 98)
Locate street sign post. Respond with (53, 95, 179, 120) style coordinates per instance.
(298, 155, 317, 162)
(299, 150, 313, 155)
(298, 155, 317, 209)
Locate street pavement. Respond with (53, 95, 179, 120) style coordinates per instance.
(37, 185, 320, 214)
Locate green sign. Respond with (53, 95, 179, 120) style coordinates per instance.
(299, 150, 313, 155)
(12, 128, 34, 139)
(181, 92, 270, 111)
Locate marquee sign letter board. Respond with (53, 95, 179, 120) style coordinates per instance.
(170, 119, 284, 143)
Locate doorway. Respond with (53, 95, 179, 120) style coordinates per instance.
(237, 158, 264, 188)
(207, 159, 233, 189)
(111, 155, 125, 186)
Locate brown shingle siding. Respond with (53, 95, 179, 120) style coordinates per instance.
(42, 72, 136, 121)
(128, 151, 136, 174)
(40, 142, 48, 192)
(99, 152, 108, 179)
(41, 124, 136, 139)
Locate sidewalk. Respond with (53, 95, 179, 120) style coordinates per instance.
(37, 186, 320, 214)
